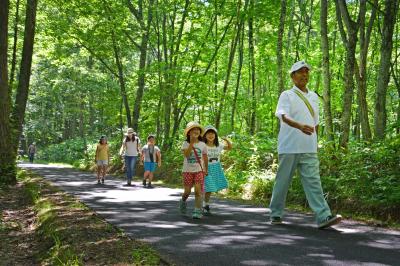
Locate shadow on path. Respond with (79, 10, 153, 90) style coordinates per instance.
(22, 163, 400, 266)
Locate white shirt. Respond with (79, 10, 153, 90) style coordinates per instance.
(124, 137, 141, 156)
(275, 86, 319, 154)
(206, 143, 224, 164)
(181, 141, 208, 172)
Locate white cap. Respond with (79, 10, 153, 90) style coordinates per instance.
(289, 60, 311, 74)
(203, 125, 218, 136)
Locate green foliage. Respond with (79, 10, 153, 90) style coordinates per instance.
(0, 162, 17, 186)
(320, 137, 400, 208)
(286, 136, 400, 221)
(38, 138, 89, 165)
(222, 133, 276, 198)
(131, 245, 160, 266)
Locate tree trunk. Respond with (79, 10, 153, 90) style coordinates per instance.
(277, 0, 287, 96)
(132, 0, 154, 132)
(248, 0, 256, 135)
(111, 31, 132, 128)
(215, 0, 248, 130)
(276, 0, 287, 134)
(162, 13, 172, 150)
(335, 0, 360, 148)
(11, 0, 38, 154)
(374, 0, 399, 139)
(390, 62, 400, 134)
(320, 0, 334, 143)
(356, 0, 376, 141)
(0, 0, 17, 184)
(9, 0, 20, 87)
(231, 23, 244, 132)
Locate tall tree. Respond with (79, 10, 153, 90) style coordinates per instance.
(374, 0, 400, 139)
(231, 23, 245, 132)
(0, 0, 17, 184)
(335, 0, 360, 148)
(277, 0, 286, 96)
(215, 0, 248, 130)
(248, 0, 256, 135)
(354, 0, 377, 141)
(127, 0, 154, 132)
(320, 0, 334, 143)
(9, 0, 20, 87)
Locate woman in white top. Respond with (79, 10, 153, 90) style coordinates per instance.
(119, 128, 141, 186)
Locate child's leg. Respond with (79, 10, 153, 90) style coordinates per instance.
(96, 164, 101, 180)
(143, 171, 149, 186)
(194, 183, 203, 209)
(143, 171, 149, 179)
(102, 165, 107, 178)
(204, 192, 211, 205)
(182, 185, 192, 201)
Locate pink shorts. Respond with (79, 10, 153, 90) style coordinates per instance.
(183, 172, 204, 187)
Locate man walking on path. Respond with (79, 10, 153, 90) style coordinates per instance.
(269, 60, 341, 229)
(28, 142, 37, 163)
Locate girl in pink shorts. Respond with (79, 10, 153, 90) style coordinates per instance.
(179, 121, 208, 219)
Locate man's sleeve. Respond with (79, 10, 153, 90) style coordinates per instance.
(275, 92, 290, 120)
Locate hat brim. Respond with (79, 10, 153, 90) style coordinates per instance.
(184, 125, 204, 136)
(290, 65, 311, 74)
(202, 128, 218, 137)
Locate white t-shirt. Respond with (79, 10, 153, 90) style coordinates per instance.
(123, 137, 141, 156)
(181, 141, 208, 172)
(275, 86, 319, 154)
(206, 142, 224, 164)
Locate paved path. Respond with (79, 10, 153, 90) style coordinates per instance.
(22, 163, 400, 266)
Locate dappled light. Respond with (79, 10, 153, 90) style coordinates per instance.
(20, 164, 400, 266)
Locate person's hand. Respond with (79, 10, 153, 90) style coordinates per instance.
(158, 162, 161, 167)
(299, 124, 314, 135)
(204, 170, 208, 176)
(139, 159, 143, 165)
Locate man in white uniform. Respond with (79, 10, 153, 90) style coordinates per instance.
(269, 60, 342, 229)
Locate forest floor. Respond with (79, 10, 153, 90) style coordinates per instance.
(0, 170, 169, 265)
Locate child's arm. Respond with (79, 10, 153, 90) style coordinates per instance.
(119, 142, 125, 156)
(157, 151, 162, 166)
(140, 149, 145, 162)
(183, 141, 194, 158)
(202, 153, 208, 176)
(107, 145, 110, 162)
(222, 137, 232, 151)
(95, 145, 99, 161)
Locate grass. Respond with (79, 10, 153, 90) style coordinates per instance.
(0, 169, 169, 265)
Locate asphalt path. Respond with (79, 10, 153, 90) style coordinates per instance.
(21, 163, 400, 266)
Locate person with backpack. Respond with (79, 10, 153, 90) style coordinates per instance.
(141, 135, 161, 188)
(269, 60, 342, 229)
(28, 142, 37, 163)
(119, 128, 141, 186)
